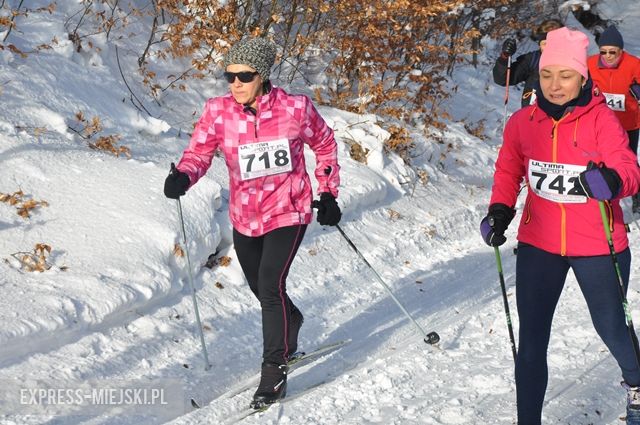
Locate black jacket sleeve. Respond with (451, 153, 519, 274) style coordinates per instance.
(492, 51, 538, 87)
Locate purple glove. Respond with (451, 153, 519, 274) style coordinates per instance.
(480, 203, 516, 247)
(576, 163, 621, 201)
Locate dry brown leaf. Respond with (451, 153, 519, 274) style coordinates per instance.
(12, 243, 53, 272)
(173, 243, 184, 257)
(35, 243, 52, 254)
(387, 209, 401, 221)
(214, 282, 224, 289)
(1, 191, 48, 219)
(218, 256, 231, 267)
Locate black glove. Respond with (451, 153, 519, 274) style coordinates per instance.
(164, 163, 190, 199)
(574, 162, 621, 201)
(315, 193, 341, 226)
(501, 38, 517, 57)
(480, 203, 516, 247)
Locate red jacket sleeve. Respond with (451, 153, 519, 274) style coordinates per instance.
(489, 114, 526, 208)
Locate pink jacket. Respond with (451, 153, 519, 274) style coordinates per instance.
(177, 86, 340, 236)
(490, 91, 640, 256)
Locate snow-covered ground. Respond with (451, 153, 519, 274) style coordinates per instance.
(1, 1, 639, 424)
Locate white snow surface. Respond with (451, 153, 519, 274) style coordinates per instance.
(0, 1, 639, 424)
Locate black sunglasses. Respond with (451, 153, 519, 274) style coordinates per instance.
(599, 50, 619, 56)
(223, 71, 259, 83)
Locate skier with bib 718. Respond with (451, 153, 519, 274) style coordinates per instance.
(164, 37, 342, 409)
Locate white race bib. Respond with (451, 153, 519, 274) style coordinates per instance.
(604, 92, 626, 112)
(238, 139, 293, 180)
(528, 159, 587, 204)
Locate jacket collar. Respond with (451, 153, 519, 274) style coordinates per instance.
(531, 78, 602, 123)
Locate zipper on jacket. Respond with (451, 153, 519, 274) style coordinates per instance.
(559, 204, 567, 255)
(524, 193, 532, 224)
(551, 116, 568, 255)
(243, 105, 259, 139)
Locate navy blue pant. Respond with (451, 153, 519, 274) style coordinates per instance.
(628, 129, 639, 156)
(515, 243, 640, 425)
(233, 224, 306, 365)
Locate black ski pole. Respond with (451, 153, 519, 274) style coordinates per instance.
(336, 224, 440, 345)
(312, 200, 439, 345)
(172, 164, 211, 371)
(502, 55, 512, 131)
(493, 246, 517, 363)
(598, 200, 640, 370)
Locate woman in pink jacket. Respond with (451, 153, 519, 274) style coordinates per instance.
(164, 37, 341, 408)
(480, 28, 640, 424)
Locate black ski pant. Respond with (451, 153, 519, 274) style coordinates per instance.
(515, 243, 640, 425)
(233, 224, 306, 365)
(628, 129, 639, 156)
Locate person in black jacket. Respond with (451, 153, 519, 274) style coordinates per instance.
(493, 19, 563, 108)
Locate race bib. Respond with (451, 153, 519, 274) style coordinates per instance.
(528, 159, 587, 204)
(238, 139, 293, 180)
(604, 92, 626, 112)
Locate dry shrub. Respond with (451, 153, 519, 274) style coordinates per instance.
(387, 209, 402, 221)
(417, 169, 430, 186)
(71, 111, 130, 158)
(89, 135, 131, 158)
(74, 111, 102, 138)
(464, 119, 487, 141)
(348, 141, 369, 164)
(10, 243, 53, 272)
(0, 2, 56, 56)
(0, 190, 49, 219)
(384, 125, 414, 164)
(119, 1, 534, 129)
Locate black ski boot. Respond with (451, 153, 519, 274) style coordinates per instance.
(288, 308, 304, 356)
(250, 362, 288, 409)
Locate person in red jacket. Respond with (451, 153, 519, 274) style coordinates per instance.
(588, 25, 640, 210)
(480, 27, 640, 424)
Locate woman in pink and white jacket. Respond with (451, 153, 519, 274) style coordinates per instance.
(164, 37, 341, 408)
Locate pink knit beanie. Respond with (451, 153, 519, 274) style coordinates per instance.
(539, 27, 589, 78)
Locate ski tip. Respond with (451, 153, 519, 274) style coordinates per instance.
(424, 332, 440, 345)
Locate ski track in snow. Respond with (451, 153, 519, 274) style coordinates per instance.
(1, 1, 639, 424)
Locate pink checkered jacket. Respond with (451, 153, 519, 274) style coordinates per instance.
(176, 86, 340, 237)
